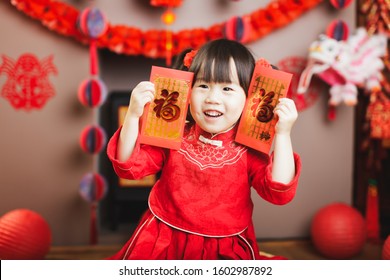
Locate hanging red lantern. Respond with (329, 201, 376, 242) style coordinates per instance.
(311, 203, 366, 259)
(79, 125, 107, 154)
(76, 7, 108, 39)
(0, 209, 52, 260)
(78, 77, 107, 108)
(76, 7, 109, 75)
(330, 0, 353, 9)
(224, 17, 248, 42)
(326, 19, 349, 41)
(79, 173, 108, 203)
(79, 172, 108, 245)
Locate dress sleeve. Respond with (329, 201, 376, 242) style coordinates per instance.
(106, 126, 166, 180)
(248, 150, 302, 205)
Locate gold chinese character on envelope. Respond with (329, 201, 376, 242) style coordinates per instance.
(235, 62, 292, 154)
(139, 66, 194, 150)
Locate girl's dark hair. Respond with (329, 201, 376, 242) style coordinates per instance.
(172, 48, 192, 71)
(188, 39, 255, 94)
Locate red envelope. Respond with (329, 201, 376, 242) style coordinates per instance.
(139, 66, 194, 150)
(235, 63, 292, 154)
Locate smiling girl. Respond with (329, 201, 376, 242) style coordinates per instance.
(106, 39, 301, 260)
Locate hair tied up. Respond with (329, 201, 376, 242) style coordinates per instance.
(183, 49, 198, 68)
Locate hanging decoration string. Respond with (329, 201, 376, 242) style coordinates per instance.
(10, 0, 324, 59)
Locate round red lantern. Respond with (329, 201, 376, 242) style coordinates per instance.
(326, 20, 349, 41)
(79, 125, 107, 154)
(224, 16, 251, 43)
(330, 0, 353, 9)
(382, 235, 390, 260)
(77, 7, 108, 39)
(311, 202, 366, 259)
(0, 209, 52, 260)
(79, 172, 108, 203)
(78, 77, 107, 108)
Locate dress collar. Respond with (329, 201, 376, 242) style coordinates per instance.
(195, 124, 237, 147)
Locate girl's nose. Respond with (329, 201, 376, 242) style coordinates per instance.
(205, 88, 220, 104)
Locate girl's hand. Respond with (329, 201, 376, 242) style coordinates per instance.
(274, 98, 298, 135)
(127, 81, 155, 119)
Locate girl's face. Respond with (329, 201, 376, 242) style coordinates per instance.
(190, 59, 246, 134)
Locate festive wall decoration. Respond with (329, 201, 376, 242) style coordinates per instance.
(10, 0, 324, 61)
(366, 91, 390, 139)
(359, 0, 390, 36)
(297, 27, 387, 120)
(76, 4, 109, 245)
(224, 16, 252, 43)
(79, 125, 107, 154)
(0, 209, 52, 260)
(79, 172, 108, 245)
(277, 56, 322, 112)
(0, 53, 57, 111)
(150, 0, 182, 65)
(329, 0, 353, 9)
(326, 19, 349, 41)
(78, 77, 107, 108)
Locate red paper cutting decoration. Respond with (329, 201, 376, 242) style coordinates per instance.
(0, 54, 57, 111)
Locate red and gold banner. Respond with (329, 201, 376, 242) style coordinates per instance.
(236, 62, 292, 154)
(140, 66, 193, 150)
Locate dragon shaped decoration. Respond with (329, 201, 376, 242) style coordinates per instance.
(297, 27, 387, 119)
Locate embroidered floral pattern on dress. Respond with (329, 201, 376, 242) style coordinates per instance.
(179, 128, 246, 170)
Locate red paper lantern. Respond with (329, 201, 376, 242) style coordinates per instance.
(383, 235, 390, 260)
(326, 20, 349, 41)
(79, 173, 108, 203)
(224, 16, 251, 43)
(79, 125, 107, 154)
(77, 7, 108, 39)
(311, 203, 366, 259)
(0, 209, 52, 260)
(78, 77, 107, 108)
(330, 0, 353, 9)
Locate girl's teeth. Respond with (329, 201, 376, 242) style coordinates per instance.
(205, 111, 222, 117)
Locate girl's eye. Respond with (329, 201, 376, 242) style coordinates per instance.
(223, 87, 233, 92)
(198, 84, 208, 89)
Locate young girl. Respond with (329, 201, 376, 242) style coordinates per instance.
(106, 39, 301, 260)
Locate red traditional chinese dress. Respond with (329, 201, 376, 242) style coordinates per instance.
(106, 123, 301, 260)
